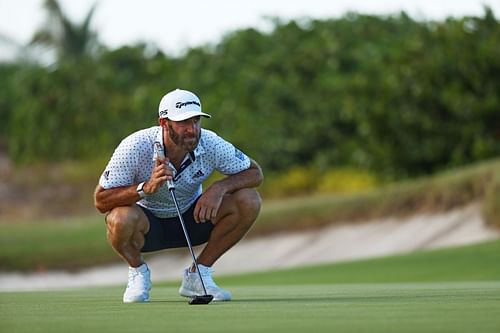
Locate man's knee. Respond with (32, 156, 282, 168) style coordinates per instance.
(233, 188, 262, 217)
(106, 206, 143, 234)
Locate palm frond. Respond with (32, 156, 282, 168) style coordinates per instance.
(30, 0, 100, 61)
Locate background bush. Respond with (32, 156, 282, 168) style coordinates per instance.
(1, 8, 498, 182)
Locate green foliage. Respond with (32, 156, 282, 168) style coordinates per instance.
(1, 8, 499, 180)
(482, 171, 500, 228)
(0, 64, 18, 146)
(261, 166, 317, 197)
(316, 168, 379, 193)
(259, 166, 378, 197)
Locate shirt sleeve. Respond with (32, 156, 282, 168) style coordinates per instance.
(214, 137, 251, 175)
(99, 136, 139, 189)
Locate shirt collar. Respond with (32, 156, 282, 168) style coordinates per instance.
(193, 136, 205, 157)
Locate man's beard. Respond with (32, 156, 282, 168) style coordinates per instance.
(167, 122, 200, 152)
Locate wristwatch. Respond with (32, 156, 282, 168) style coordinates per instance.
(136, 181, 146, 199)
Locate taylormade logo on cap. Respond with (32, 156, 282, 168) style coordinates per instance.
(158, 89, 211, 121)
(175, 101, 200, 109)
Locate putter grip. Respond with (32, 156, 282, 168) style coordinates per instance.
(154, 142, 175, 190)
(154, 142, 165, 159)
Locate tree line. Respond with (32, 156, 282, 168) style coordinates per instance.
(1, 4, 499, 180)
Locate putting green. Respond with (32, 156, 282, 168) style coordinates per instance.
(2, 240, 500, 332)
(1, 282, 499, 333)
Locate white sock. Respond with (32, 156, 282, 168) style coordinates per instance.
(131, 263, 148, 273)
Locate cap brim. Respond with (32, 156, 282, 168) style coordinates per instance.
(162, 111, 211, 121)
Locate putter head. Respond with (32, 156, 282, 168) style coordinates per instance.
(189, 295, 214, 305)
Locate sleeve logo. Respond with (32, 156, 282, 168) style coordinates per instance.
(234, 148, 245, 161)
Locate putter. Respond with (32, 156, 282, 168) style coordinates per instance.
(155, 142, 213, 304)
(167, 180, 214, 305)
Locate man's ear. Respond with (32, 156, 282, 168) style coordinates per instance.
(159, 118, 168, 127)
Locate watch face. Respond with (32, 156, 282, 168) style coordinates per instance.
(137, 182, 145, 197)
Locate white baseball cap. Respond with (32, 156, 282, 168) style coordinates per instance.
(158, 89, 211, 121)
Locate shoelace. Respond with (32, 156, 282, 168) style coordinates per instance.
(127, 270, 139, 288)
(195, 267, 219, 289)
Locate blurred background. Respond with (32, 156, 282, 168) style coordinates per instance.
(0, 0, 499, 275)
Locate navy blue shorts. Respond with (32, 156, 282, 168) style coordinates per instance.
(139, 198, 214, 253)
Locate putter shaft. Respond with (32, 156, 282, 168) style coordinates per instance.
(168, 181, 210, 297)
(155, 143, 212, 303)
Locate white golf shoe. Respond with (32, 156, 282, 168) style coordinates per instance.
(123, 263, 152, 303)
(179, 264, 232, 301)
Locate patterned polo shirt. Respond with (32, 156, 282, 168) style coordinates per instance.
(99, 126, 251, 218)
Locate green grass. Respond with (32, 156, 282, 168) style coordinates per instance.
(1, 283, 499, 333)
(1, 241, 500, 333)
(0, 214, 116, 271)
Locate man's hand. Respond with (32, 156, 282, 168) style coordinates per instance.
(144, 157, 174, 194)
(192, 160, 263, 223)
(193, 182, 226, 223)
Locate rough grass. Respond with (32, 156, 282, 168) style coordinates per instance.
(0, 215, 115, 271)
(254, 157, 500, 235)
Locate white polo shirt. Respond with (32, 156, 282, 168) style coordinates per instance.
(99, 126, 251, 218)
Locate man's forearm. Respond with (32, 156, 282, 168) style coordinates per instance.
(214, 160, 264, 195)
(94, 185, 142, 213)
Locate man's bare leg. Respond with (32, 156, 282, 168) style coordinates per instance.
(105, 205, 150, 268)
(197, 188, 261, 267)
